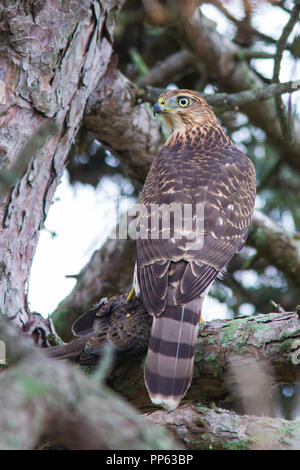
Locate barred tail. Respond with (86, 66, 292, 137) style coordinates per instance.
(144, 297, 203, 411)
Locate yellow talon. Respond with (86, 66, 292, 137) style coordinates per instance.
(200, 313, 204, 323)
(127, 288, 135, 302)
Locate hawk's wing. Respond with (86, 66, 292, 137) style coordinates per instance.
(137, 141, 256, 315)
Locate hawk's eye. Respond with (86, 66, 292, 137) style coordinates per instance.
(177, 96, 189, 107)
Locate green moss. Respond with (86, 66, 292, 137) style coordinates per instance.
(280, 328, 300, 340)
(31, 82, 39, 91)
(18, 376, 49, 399)
(205, 354, 217, 363)
(234, 50, 246, 62)
(188, 439, 210, 450)
(252, 322, 273, 341)
(52, 308, 69, 333)
(234, 345, 247, 354)
(279, 421, 300, 447)
(195, 404, 209, 412)
(280, 339, 293, 352)
(233, 416, 241, 427)
(194, 351, 203, 368)
(8, 436, 21, 449)
(204, 355, 222, 376)
(221, 439, 249, 450)
(221, 318, 247, 345)
(206, 338, 215, 345)
(46, 333, 64, 347)
(140, 424, 175, 450)
(78, 365, 94, 374)
(140, 355, 147, 370)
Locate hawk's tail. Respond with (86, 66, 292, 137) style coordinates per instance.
(144, 296, 204, 411)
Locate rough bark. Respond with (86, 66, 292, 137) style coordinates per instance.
(1, 0, 299, 452)
(85, 71, 163, 185)
(0, 319, 178, 450)
(0, 0, 124, 334)
(49, 292, 300, 410)
(145, 404, 300, 450)
(3, 305, 300, 450)
(107, 308, 300, 409)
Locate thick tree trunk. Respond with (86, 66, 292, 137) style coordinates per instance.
(0, 0, 124, 337)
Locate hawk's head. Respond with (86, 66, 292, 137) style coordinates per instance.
(153, 89, 216, 132)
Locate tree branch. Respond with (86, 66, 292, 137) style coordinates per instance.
(0, 318, 178, 450)
(49, 293, 300, 408)
(206, 80, 300, 112)
(4, 310, 300, 450)
(136, 50, 197, 87)
(180, 4, 300, 168)
(207, 0, 295, 53)
(85, 72, 163, 185)
(84, 70, 300, 186)
(139, 79, 300, 111)
(272, 4, 300, 83)
(271, 3, 300, 144)
(249, 210, 300, 289)
(108, 307, 300, 407)
(145, 404, 300, 450)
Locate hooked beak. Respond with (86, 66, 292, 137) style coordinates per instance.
(153, 101, 165, 116)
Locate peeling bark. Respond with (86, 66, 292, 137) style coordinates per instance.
(0, 0, 124, 334)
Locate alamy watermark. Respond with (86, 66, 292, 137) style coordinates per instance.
(110, 198, 205, 251)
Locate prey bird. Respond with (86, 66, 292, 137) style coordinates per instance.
(46, 296, 152, 366)
(132, 89, 256, 411)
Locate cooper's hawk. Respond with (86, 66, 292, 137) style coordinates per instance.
(134, 89, 256, 411)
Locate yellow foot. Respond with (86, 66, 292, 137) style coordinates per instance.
(200, 313, 204, 323)
(127, 287, 135, 302)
